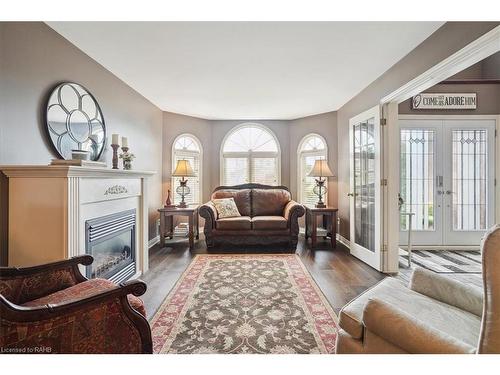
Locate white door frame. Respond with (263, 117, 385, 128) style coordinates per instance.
(379, 25, 499, 268)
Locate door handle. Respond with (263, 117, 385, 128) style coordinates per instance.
(445, 190, 453, 195)
(347, 192, 357, 197)
(437, 190, 444, 195)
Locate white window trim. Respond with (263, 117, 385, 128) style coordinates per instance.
(220, 122, 281, 186)
(297, 133, 329, 205)
(171, 133, 203, 204)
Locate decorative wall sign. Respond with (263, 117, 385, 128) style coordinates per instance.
(45, 82, 106, 161)
(412, 93, 477, 110)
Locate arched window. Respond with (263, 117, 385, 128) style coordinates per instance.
(221, 123, 280, 186)
(172, 134, 202, 205)
(298, 134, 328, 205)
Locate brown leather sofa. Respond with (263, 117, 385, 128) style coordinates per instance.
(199, 184, 305, 251)
(335, 224, 500, 354)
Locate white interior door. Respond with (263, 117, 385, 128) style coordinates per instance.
(349, 106, 382, 270)
(399, 117, 496, 247)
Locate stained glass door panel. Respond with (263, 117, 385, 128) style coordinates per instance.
(399, 121, 443, 246)
(443, 120, 495, 245)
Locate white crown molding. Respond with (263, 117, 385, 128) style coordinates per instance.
(0, 165, 156, 178)
(382, 25, 500, 105)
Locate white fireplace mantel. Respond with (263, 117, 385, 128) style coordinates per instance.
(0, 165, 155, 278)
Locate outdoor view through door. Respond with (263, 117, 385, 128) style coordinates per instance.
(399, 118, 496, 246)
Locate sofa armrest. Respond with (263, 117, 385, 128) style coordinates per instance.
(0, 279, 152, 353)
(199, 201, 217, 246)
(283, 201, 305, 236)
(283, 200, 305, 221)
(0, 255, 93, 305)
(409, 267, 483, 316)
(199, 201, 217, 227)
(363, 298, 475, 354)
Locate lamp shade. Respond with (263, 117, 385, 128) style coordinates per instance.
(172, 159, 196, 177)
(307, 160, 334, 178)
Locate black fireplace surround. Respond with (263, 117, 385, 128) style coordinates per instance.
(85, 209, 136, 283)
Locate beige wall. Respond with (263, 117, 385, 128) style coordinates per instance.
(162, 111, 212, 202)
(0, 22, 164, 240)
(289, 111, 338, 207)
(336, 21, 499, 240)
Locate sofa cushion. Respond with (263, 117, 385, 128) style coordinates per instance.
(211, 189, 251, 216)
(216, 216, 252, 230)
(338, 277, 481, 348)
(252, 189, 291, 216)
(21, 278, 146, 317)
(212, 197, 241, 218)
(251, 216, 287, 230)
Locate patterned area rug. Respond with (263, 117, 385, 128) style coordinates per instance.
(151, 254, 338, 354)
(399, 249, 481, 274)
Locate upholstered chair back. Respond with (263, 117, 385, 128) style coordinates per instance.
(210, 184, 291, 217)
(478, 224, 500, 353)
(211, 189, 252, 216)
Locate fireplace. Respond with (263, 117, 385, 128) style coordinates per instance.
(85, 209, 136, 283)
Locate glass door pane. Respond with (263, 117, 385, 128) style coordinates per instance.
(353, 118, 376, 252)
(400, 129, 435, 231)
(452, 129, 488, 231)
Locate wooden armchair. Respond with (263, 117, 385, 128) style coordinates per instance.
(0, 255, 152, 354)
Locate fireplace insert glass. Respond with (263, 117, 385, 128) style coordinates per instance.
(85, 209, 136, 282)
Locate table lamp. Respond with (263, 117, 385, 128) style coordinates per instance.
(307, 159, 334, 208)
(172, 159, 196, 208)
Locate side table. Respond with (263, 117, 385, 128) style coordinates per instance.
(158, 205, 199, 250)
(305, 206, 338, 248)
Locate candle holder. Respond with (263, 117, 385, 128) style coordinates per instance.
(111, 144, 120, 169)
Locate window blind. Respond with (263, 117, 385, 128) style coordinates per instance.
(251, 157, 278, 185)
(223, 157, 249, 186)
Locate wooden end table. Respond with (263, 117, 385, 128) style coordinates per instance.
(158, 205, 199, 250)
(305, 206, 338, 248)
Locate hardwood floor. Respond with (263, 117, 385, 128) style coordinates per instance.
(141, 234, 386, 320)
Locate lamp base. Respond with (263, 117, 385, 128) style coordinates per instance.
(177, 202, 188, 208)
(315, 203, 326, 208)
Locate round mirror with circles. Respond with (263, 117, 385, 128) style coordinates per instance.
(45, 82, 106, 161)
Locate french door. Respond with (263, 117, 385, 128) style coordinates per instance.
(399, 118, 496, 246)
(349, 106, 382, 270)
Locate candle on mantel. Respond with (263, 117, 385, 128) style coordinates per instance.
(122, 137, 128, 148)
(112, 134, 119, 145)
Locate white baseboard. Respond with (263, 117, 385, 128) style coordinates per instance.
(148, 235, 160, 249)
(336, 233, 351, 249)
(400, 245, 480, 251)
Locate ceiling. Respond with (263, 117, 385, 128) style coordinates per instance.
(47, 22, 444, 120)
